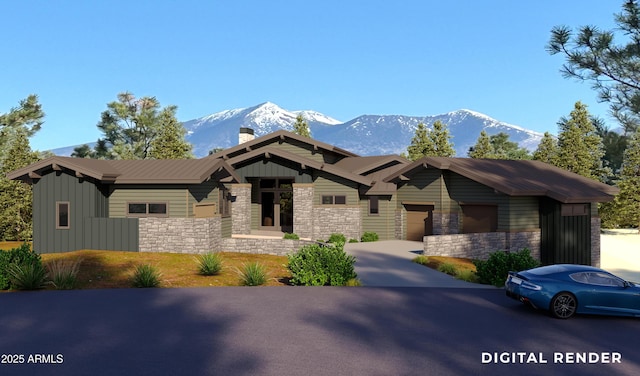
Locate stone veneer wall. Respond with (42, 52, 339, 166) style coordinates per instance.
(423, 230, 541, 261)
(395, 210, 405, 240)
(432, 212, 459, 235)
(221, 238, 317, 256)
(139, 217, 221, 253)
(293, 184, 314, 239)
(591, 217, 601, 267)
(313, 206, 361, 241)
(231, 184, 251, 235)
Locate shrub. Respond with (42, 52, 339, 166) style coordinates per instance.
(412, 255, 429, 266)
(132, 264, 161, 288)
(473, 248, 539, 287)
(437, 262, 458, 276)
(47, 259, 81, 289)
(238, 262, 267, 286)
(287, 243, 357, 286)
(0, 243, 43, 290)
(8, 262, 48, 290)
(195, 252, 223, 276)
(348, 238, 359, 243)
(455, 269, 478, 283)
(345, 278, 362, 286)
(327, 233, 346, 244)
(360, 232, 379, 242)
(283, 233, 300, 240)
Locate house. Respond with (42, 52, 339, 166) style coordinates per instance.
(7, 128, 618, 266)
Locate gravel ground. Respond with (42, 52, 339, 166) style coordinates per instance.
(600, 231, 640, 282)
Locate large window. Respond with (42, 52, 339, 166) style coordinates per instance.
(127, 202, 168, 217)
(56, 202, 70, 229)
(321, 195, 346, 205)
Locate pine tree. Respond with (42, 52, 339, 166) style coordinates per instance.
(292, 114, 311, 138)
(468, 130, 493, 158)
(429, 120, 455, 157)
(406, 123, 433, 161)
(533, 132, 559, 164)
(148, 106, 193, 159)
(0, 130, 40, 240)
(556, 102, 608, 181)
(609, 128, 640, 228)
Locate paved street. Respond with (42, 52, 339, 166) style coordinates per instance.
(1, 287, 638, 376)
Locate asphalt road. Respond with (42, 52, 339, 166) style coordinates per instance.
(1, 287, 638, 376)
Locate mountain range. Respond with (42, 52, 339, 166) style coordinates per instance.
(51, 102, 544, 158)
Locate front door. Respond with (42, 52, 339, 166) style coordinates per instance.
(404, 204, 434, 241)
(259, 178, 293, 232)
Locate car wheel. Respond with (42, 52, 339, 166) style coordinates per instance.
(550, 292, 577, 319)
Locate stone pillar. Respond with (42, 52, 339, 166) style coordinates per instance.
(293, 184, 314, 239)
(395, 209, 405, 240)
(231, 184, 252, 235)
(591, 217, 601, 268)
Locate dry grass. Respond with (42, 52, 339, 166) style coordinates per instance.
(424, 256, 477, 273)
(0, 241, 30, 251)
(37, 250, 292, 289)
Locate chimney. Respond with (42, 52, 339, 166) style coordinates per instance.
(239, 127, 255, 144)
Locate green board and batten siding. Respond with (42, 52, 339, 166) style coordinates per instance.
(312, 172, 359, 205)
(109, 185, 190, 218)
(396, 169, 442, 209)
(32, 172, 138, 253)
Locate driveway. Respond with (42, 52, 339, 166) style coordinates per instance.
(344, 240, 494, 288)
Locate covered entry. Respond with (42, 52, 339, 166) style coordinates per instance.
(540, 198, 591, 265)
(259, 178, 293, 233)
(404, 203, 434, 241)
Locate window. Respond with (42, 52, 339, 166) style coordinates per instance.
(219, 186, 231, 217)
(321, 195, 347, 205)
(56, 202, 70, 229)
(369, 196, 379, 215)
(561, 204, 589, 216)
(127, 202, 168, 217)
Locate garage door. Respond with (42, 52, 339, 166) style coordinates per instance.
(404, 204, 434, 241)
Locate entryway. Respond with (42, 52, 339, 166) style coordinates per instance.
(259, 178, 293, 233)
(404, 204, 434, 241)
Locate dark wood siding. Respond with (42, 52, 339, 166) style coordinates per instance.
(32, 172, 109, 253)
(540, 198, 591, 265)
(83, 218, 139, 251)
(234, 158, 312, 183)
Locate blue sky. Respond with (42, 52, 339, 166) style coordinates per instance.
(1, 1, 623, 151)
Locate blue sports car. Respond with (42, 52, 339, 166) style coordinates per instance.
(505, 264, 640, 319)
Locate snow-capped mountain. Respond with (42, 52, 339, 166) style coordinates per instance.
(50, 102, 544, 158)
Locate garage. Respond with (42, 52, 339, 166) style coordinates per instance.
(404, 203, 434, 241)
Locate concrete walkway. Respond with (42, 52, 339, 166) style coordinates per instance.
(345, 240, 494, 288)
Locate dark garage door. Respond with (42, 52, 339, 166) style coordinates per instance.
(405, 204, 434, 241)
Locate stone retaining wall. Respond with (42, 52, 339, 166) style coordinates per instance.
(313, 206, 361, 241)
(591, 217, 601, 267)
(139, 217, 221, 253)
(423, 230, 541, 261)
(221, 238, 317, 256)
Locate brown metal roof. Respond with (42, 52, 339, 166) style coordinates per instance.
(333, 155, 408, 175)
(385, 157, 619, 203)
(7, 156, 239, 184)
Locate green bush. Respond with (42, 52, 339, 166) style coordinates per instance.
(412, 255, 429, 266)
(360, 232, 379, 242)
(348, 238, 359, 243)
(283, 233, 300, 240)
(473, 249, 539, 287)
(238, 262, 267, 286)
(195, 252, 223, 276)
(327, 233, 346, 244)
(437, 262, 458, 276)
(8, 262, 48, 290)
(132, 264, 161, 288)
(287, 243, 357, 286)
(345, 278, 362, 286)
(47, 259, 81, 290)
(0, 243, 43, 290)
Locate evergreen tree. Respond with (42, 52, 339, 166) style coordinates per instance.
(292, 114, 311, 138)
(0, 130, 40, 240)
(468, 130, 493, 158)
(533, 132, 559, 164)
(490, 132, 532, 160)
(148, 106, 193, 159)
(607, 128, 640, 228)
(0, 94, 44, 160)
(73, 92, 188, 160)
(556, 102, 608, 181)
(405, 121, 455, 161)
(548, 0, 640, 133)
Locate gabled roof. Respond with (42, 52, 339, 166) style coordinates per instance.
(7, 156, 240, 184)
(225, 147, 373, 186)
(333, 155, 408, 175)
(208, 129, 359, 160)
(384, 157, 619, 203)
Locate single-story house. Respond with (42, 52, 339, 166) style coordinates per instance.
(7, 128, 618, 266)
